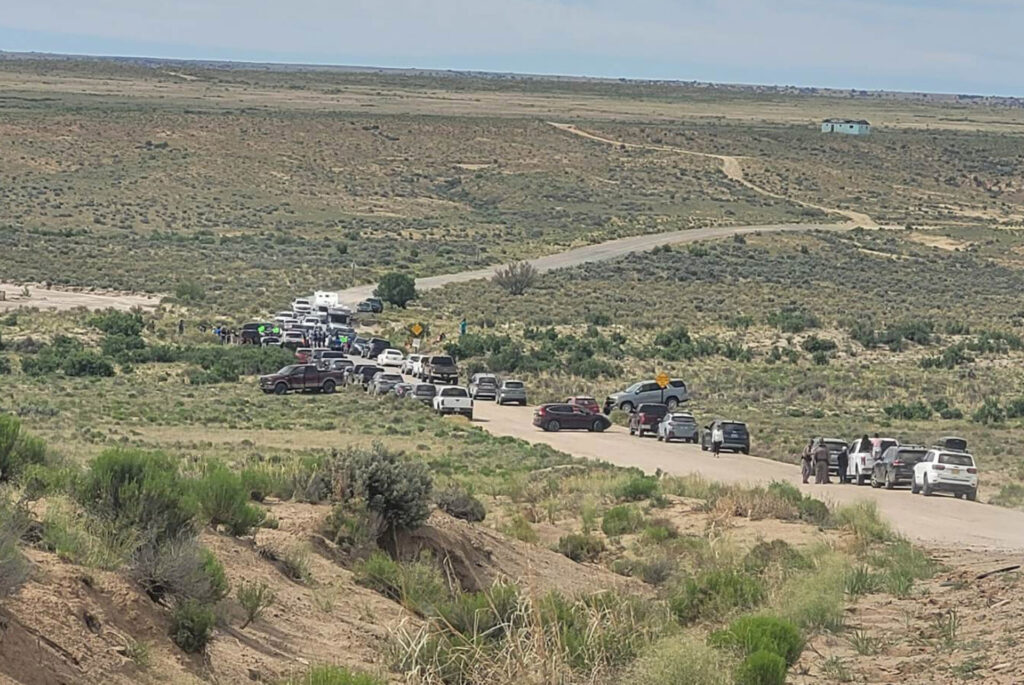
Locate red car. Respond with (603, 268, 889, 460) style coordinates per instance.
(565, 396, 600, 414)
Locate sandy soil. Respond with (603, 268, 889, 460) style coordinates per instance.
(0, 283, 160, 312)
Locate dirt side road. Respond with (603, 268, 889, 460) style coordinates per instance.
(335, 221, 852, 307)
(0, 283, 160, 312)
(471, 402, 1024, 552)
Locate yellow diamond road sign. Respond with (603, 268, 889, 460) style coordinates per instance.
(410, 323, 423, 337)
(656, 372, 670, 389)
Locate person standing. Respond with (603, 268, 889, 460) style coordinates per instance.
(837, 444, 849, 484)
(814, 439, 831, 484)
(711, 423, 724, 458)
(801, 440, 814, 484)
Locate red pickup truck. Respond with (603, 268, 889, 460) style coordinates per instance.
(259, 364, 345, 395)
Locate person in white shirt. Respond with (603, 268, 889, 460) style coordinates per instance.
(711, 424, 724, 458)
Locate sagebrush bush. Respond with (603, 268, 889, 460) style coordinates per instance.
(835, 501, 893, 543)
(0, 414, 47, 483)
(735, 649, 787, 685)
(614, 475, 659, 502)
(77, 449, 196, 544)
(354, 551, 449, 614)
(131, 536, 229, 604)
(556, 533, 605, 562)
(285, 665, 385, 685)
(601, 505, 645, 536)
(710, 614, 804, 666)
(321, 499, 382, 553)
(629, 635, 731, 685)
(194, 464, 265, 536)
(0, 499, 30, 598)
(170, 599, 215, 653)
(743, 540, 809, 574)
(332, 444, 432, 535)
(436, 485, 486, 522)
(237, 579, 276, 628)
(670, 569, 764, 624)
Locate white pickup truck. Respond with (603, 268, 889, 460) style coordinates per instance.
(433, 386, 473, 420)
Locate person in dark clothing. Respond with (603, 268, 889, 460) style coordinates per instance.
(178, 319, 185, 335)
(813, 439, 831, 484)
(801, 440, 814, 484)
(837, 445, 849, 484)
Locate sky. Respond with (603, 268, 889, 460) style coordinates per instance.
(1, 0, 1022, 96)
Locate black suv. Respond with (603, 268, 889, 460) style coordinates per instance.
(241, 322, 274, 345)
(628, 403, 669, 438)
(871, 445, 928, 489)
(362, 338, 392, 359)
(700, 420, 750, 454)
(358, 298, 384, 314)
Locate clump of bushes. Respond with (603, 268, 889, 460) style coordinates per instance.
(709, 614, 804, 666)
(0, 414, 47, 483)
(556, 533, 605, 562)
(0, 498, 31, 598)
(170, 599, 215, 653)
(735, 650, 787, 685)
(331, 444, 433, 536)
(436, 485, 485, 522)
(614, 475, 660, 502)
(285, 665, 385, 685)
(883, 401, 932, 420)
(669, 569, 764, 624)
(601, 505, 645, 536)
(193, 464, 266, 535)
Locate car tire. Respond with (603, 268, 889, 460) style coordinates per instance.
(274, 382, 288, 395)
(620, 402, 634, 413)
(666, 397, 678, 410)
(870, 472, 880, 488)
(741, 448, 749, 455)
(884, 471, 895, 490)
(656, 433, 663, 441)
(911, 478, 920, 494)
(629, 426, 635, 436)
(701, 442, 708, 452)
(922, 476, 933, 496)
(590, 420, 606, 433)
(967, 488, 977, 501)
(323, 380, 336, 394)
(546, 420, 560, 432)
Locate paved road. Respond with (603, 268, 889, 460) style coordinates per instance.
(346, 355, 1024, 551)
(335, 221, 854, 308)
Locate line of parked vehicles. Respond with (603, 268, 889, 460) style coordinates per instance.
(252, 293, 977, 503)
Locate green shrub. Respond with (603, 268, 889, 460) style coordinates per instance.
(0, 414, 47, 483)
(285, 665, 385, 685)
(0, 357, 10, 375)
(90, 309, 144, 337)
(614, 475, 659, 502)
(436, 582, 520, 639)
(332, 444, 432, 535)
(77, 449, 196, 543)
(193, 464, 265, 535)
(41, 499, 137, 570)
(173, 279, 206, 303)
(670, 569, 764, 624)
(131, 537, 229, 604)
(710, 615, 804, 666)
(170, 599, 215, 653)
(0, 499, 30, 598)
(972, 397, 1006, 425)
(883, 401, 933, 420)
(556, 533, 605, 562)
(774, 554, 847, 632)
(834, 501, 892, 543)
(321, 499, 382, 552)
(436, 485, 485, 522)
(735, 650, 787, 685)
(501, 514, 538, 543)
(743, 540, 809, 574)
(237, 580, 276, 628)
(374, 272, 416, 308)
(62, 350, 115, 377)
(797, 497, 832, 526)
(601, 505, 645, 536)
(240, 467, 276, 502)
(767, 306, 819, 333)
(765, 481, 802, 506)
(353, 551, 449, 614)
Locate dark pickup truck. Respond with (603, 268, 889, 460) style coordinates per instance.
(259, 364, 345, 395)
(420, 355, 459, 384)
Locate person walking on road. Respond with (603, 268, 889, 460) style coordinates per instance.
(801, 439, 814, 484)
(813, 439, 831, 484)
(711, 423, 724, 458)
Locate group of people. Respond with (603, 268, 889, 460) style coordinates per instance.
(800, 436, 856, 485)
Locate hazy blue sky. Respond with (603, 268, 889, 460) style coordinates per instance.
(2, 1, 1021, 96)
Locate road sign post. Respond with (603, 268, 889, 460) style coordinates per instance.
(656, 372, 669, 404)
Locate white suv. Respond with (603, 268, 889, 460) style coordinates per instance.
(912, 450, 978, 500)
(377, 348, 404, 367)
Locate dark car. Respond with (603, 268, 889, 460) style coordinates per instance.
(566, 396, 600, 414)
(241, 322, 274, 345)
(410, 383, 437, 404)
(701, 420, 750, 454)
(258, 364, 345, 395)
(628, 403, 669, 438)
(354, 364, 383, 389)
(363, 338, 392, 359)
(533, 403, 611, 432)
(358, 298, 384, 314)
(871, 445, 928, 489)
(420, 355, 459, 384)
(818, 438, 849, 475)
(313, 349, 346, 363)
(934, 436, 968, 453)
(350, 336, 369, 356)
(345, 363, 375, 385)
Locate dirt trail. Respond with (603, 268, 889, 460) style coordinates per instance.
(336, 221, 852, 307)
(547, 121, 877, 227)
(0, 283, 160, 312)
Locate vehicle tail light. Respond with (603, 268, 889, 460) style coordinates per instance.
(892, 460, 903, 466)
(537, 407, 546, 415)
(967, 468, 977, 474)
(639, 413, 647, 422)
(933, 464, 945, 470)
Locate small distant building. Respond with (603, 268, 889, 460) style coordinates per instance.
(821, 119, 871, 135)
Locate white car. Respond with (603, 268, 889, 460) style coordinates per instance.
(281, 330, 305, 345)
(301, 316, 322, 328)
(912, 449, 978, 500)
(847, 436, 899, 485)
(292, 297, 313, 314)
(402, 354, 422, 375)
(433, 386, 473, 419)
(411, 355, 426, 378)
(377, 348, 404, 367)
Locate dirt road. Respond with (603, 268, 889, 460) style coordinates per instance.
(335, 220, 853, 307)
(0, 283, 160, 312)
(470, 402, 1024, 551)
(548, 122, 878, 227)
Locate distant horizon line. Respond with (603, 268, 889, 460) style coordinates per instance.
(2, 48, 1022, 102)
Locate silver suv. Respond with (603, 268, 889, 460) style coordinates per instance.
(469, 373, 500, 400)
(604, 379, 689, 413)
(496, 380, 527, 405)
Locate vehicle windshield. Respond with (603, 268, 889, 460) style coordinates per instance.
(414, 385, 436, 395)
(896, 449, 926, 463)
(504, 381, 524, 389)
(824, 440, 847, 451)
(641, 405, 668, 416)
(440, 387, 468, 397)
(478, 377, 498, 385)
(277, 366, 296, 375)
(574, 397, 596, 403)
(723, 422, 748, 434)
(381, 374, 402, 382)
(624, 383, 641, 393)
(432, 356, 454, 365)
(385, 349, 401, 355)
(670, 414, 695, 422)
(939, 453, 974, 466)
(877, 439, 898, 453)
